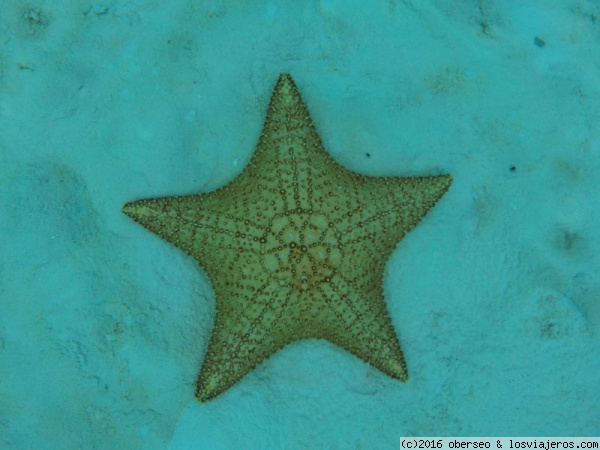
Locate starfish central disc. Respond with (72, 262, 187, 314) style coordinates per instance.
(262, 212, 343, 291)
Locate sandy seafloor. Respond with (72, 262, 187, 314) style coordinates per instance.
(1, 0, 599, 448)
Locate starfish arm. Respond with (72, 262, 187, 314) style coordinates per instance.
(314, 273, 408, 381)
(195, 280, 297, 402)
(338, 174, 452, 258)
(122, 193, 265, 274)
(228, 73, 357, 216)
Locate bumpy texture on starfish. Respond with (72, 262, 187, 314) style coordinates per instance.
(123, 73, 452, 402)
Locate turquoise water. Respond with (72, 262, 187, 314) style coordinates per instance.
(1, 1, 598, 448)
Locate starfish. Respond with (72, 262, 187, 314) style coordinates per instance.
(123, 73, 452, 402)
